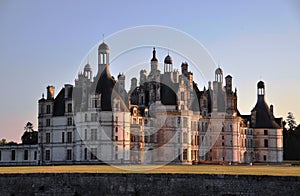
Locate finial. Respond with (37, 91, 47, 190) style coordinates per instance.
(102, 33, 105, 43)
(42, 93, 44, 99)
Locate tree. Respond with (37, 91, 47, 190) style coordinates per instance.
(6, 141, 17, 145)
(24, 122, 33, 132)
(286, 112, 297, 131)
(21, 122, 38, 145)
(0, 139, 7, 145)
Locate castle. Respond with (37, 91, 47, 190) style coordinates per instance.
(0, 42, 283, 165)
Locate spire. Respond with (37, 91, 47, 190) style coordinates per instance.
(151, 47, 158, 62)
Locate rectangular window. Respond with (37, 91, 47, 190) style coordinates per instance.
(183, 132, 187, 143)
(67, 103, 72, 113)
(45, 150, 50, 161)
(84, 148, 88, 160)
(91, 113, 97, 122)
(67, 132, 72, 143)
(85, 113, 88, 122)
(46, 119, 51, 127)
(91, 148, 97, 160)
(46, 133, 50, 144)
(84, 129, 88, 141)
(264, 130, 268, 135)
(181, 104, 185, 110)
(91, 129, 97, 141)
(183, 118, 188, 128)
(67, 149, 72, 160)
(183, 149, 188, 160)
(263, 155, 267, 161)
(24, 150, 28, 160)
(46, 105, 51, 114)
(67, 117, 73, 126)
(11, 150, 15, 161)
(62, 132, 65, 143)
(264, 139, 268, 147)
(115, 136, 118, 141)
(93, 99, 98, 108)
(34, 151, 37, 160)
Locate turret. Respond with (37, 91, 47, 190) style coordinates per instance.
(215, 67, 223, 84)
(164, 53, 173, 73)
(84, 63, 93, 81)
(225, 75, 232, 92)
(150, 48, 158, 72)
(98, 41, 110, 76)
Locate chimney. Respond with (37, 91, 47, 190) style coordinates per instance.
(270, 104, 274, 115)
(64, 84, 73, 99)
(181, 62, 188, 76)
(47, 86, 55, 100)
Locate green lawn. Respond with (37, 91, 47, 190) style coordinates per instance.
(0, 165, 299, 176)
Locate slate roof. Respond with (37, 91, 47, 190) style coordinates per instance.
(251, 95, 281, 129)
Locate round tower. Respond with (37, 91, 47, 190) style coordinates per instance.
(164, 53, 173, 72)
(257, 81, 265, 96)
(84, 63, 93, 81)
(215, 67, 223, 83)
(98, 42, 110, 75)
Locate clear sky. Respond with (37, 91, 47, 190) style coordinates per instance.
(0, 0, 299, 142)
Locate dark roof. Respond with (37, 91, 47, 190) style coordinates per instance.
(257, 81, 265, 89)
(164, 54, 173, 64)
(98, 42, 109, 50)
(95, 68, 116, 111)
(53, 88, 66, 116)
(190, 82, 201, 112)
(251, 95, 281, 128)
(160, 83, 178, 105)
(215, 68, 223, 75)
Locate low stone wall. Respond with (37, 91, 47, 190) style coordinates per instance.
(0, 173, 299, 195)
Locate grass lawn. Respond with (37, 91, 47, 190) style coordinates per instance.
(0, 165, 299, 176)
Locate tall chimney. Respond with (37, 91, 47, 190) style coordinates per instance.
(270, 104, 274, 115)
(47, 86, 55, 100)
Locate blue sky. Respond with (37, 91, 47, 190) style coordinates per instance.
(0, 0, 299, 142)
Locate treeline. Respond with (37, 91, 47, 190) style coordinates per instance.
(0, 122, 38, 146)
(283, 112, 300, 160)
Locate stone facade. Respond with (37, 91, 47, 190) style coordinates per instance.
(0, 42, 283, 165)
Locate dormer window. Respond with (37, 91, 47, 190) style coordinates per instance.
(133, 108, 138, 116)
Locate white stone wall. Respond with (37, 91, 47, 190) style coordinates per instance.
(0, 145, 38, 165)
